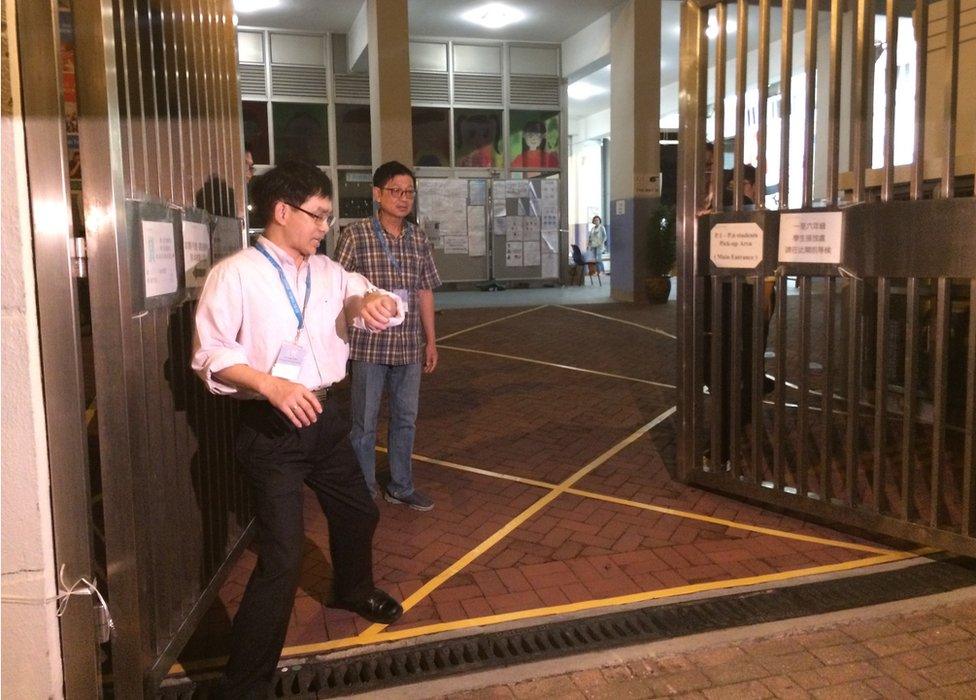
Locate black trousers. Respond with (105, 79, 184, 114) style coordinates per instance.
(220, 399, 380, 699)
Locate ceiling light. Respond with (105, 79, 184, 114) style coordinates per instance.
(233, 0, 280, 13)
(568, 81, 607, 101)
(461, 3, 525, 30)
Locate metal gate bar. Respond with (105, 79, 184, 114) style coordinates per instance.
(678, 0, 975, 555)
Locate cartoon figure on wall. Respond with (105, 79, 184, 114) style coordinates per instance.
(454, 110, 502, 168)
(510, 111, 559, 169)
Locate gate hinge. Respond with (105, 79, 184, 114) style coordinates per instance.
(70, 237, 87, 279)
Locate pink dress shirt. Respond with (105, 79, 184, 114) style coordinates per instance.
(192, 236, 402, 399)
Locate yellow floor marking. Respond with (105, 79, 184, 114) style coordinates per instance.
(439, 345, 677, 390)
(554, 304, 678, 340)
(436, 305, 548, 342)
(265, 547, 925, 661)
(85, 400, 96, 426)
(359, 407, 678, 638)
(392, 449, 894, 556)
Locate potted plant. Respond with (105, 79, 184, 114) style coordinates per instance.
(645, 204, 676, 303)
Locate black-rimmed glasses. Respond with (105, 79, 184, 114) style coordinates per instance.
(288, 203, 335, 227)
(381, 186, 417, 200)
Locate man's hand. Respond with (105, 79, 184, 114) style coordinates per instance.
(423, 343, 438, 374)
(360, 293, 398, 332)
(261, 376, 323, 427)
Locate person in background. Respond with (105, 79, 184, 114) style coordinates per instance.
(334, 161, 442, 512)
(192, 160, 405, 698)
(587, 215, 608, 272)
(244, 143, 255, 183)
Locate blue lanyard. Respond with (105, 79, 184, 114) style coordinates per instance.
(254, 243, 311, 332)
(371, 217, 404, 279)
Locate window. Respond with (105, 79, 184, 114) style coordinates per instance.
(272, 102, 329, 164)
(335, 104, 371, 166)
(412, 107, 451, 167)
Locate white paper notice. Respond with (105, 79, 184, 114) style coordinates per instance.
(541, 179, 558, 205)
(142, 219, 178, 297)
(468, 179, 487, 206)
(710, 222, 764, 269)
(542, 252, 558, 278)
(523, 216, 541, 240)
(443, 235, 469, 255)
(778, 211, 843, 264)
(541, 231, 559, 254)
(523, 241, 541, 266)
(467, 206, 485, 256)
(506, 216, 523, 241)
(505, 241, 523, 266)
(182, 220, 211, 288)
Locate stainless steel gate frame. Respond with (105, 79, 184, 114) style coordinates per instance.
(677, 0, 975, 555)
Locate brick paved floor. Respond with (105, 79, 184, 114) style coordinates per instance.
(417, 595, 976, 699)
(175, 301, 907, 677)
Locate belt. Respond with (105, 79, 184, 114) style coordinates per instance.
(311, 386, 329, 403)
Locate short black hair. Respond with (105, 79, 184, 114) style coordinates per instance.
(250, 160, 332, 227)
(373, 160, 415, 189)
(741, 163, 756, 185)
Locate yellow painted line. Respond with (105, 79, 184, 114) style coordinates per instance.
(359, 406, 677, 638)
(85, 400, 96, 426)
(439, 345, 677, 390)
(256, 547, 925, 662)
(554, 304, 678, 340)
(396, 448, 894, 556)
(436, 305, 548, 342)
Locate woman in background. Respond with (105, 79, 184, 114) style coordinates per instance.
(587, 215, 607, 272)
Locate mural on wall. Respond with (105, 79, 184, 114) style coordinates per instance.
(454, 109, 503, 168)
(509, 110, 559, 169)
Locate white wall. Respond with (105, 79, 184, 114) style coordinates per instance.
(1, 1, 64, 695)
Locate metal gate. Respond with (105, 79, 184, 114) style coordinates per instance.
(20, 0, 252, 695)
(677, 0, 975, 555)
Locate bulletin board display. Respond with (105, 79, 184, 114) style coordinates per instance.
(490, 178, 560, 281)
(416, 177, 490, 283)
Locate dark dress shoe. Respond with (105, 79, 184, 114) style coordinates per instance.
(333, 588, 403, 624)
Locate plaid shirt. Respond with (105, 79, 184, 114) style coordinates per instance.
(334, 217, 441, 365)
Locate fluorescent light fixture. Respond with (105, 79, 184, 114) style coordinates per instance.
(568, 81, 607, 101)
(461, 3, 525, 30)
(233, 0, 280, 13)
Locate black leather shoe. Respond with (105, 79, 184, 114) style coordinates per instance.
(333, 588, 403, 624)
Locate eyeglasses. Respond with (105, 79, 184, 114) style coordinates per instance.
(288, 203, 335, 228)
(381, 187, 417, 200)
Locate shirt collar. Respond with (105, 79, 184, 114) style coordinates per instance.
(374, 216, 414, 241)
(256, 235, 306, 269)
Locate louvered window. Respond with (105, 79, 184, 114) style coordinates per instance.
(271, 65, 328, 100)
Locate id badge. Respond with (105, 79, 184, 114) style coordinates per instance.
(392, 288, 409, 312)
(270, 340, 307, 381)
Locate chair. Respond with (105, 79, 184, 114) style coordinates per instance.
(570, 244, 587, 286)
(571, 244, 602, 286)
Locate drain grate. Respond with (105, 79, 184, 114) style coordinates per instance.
(159, 556, 976, 698)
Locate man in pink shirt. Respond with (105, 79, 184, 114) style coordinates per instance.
(192, 161, 404, 698)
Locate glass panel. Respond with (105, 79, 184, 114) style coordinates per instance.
(453, 44, 501, 74)
(454, 108, 502, 168)
(241, 101, 270, 164)
(335, 104, 371, 166)
(412, 107, 450, 167)
(338, 170, 374, 220)
(410, 42, 448, 72)
(510, 46, 559, 75)
(272, 102, 329, 165)
(237, 31, 264, 63)
(270, 33, 325, 66)
(509, 110, 560, 170)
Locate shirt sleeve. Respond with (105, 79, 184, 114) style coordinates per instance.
(416, 232, 442, 290)
(340, 266, 405, 331)
(191, 261, 249, 395)
(333, 225, 357, 272)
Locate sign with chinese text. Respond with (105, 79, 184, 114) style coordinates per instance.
(778, 211, 843, 264)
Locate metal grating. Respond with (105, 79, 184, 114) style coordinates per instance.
(452, 73, 503, 105)
(271, 65, 328, 100)
(333, 73, 369, 101)
(238, 63, 266, 97)
(410, 71, 450, 104)
(509, 74, 560, 106)
(156, 556, 976, 698)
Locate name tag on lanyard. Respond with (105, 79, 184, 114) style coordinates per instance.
(255, 243, 312, 381)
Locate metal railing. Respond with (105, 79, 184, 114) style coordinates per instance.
(677, 0, 975, 555)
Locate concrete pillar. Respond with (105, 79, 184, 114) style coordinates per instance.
(367, 0, 413, 167)
(1, 1, 64, 694)
(609, 0, 661, 302)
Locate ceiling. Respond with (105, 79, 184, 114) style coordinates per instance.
(235, 0, 685, 118)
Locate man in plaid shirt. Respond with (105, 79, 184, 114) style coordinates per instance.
(334, 161, 442, 511)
